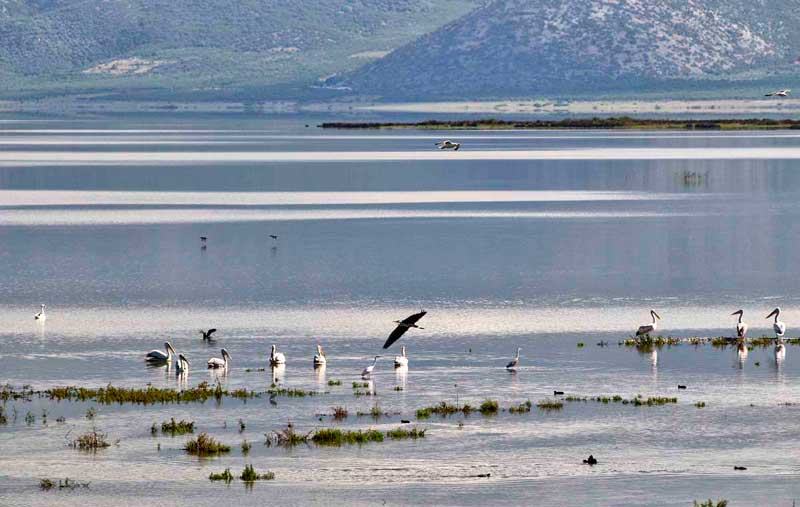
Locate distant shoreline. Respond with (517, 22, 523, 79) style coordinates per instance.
(320, 118, 800, 130)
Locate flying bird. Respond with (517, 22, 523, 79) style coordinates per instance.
(435, 140, 461, 151)
(731, 310, 748, 338)
(199, 328, 217, 341)
(635, 309, 661, 337)
(383, 310, 427, 349)
(765, 89, 791, 97)
(506, 347, 521, 370)
(207, 348, 231, 369)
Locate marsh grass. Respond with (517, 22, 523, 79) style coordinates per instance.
(508, 400, 532, 413)
(479, 399, 499, 415)
(328, 379, 341, 386)
(240, 464, 275, 481)
(265, 423, 312, 447)
(536, 401, 564, 411)
(267, 387, 317, 397)
(311, 428, 384, 446)
(386, 427, 426, 439)
(161, 418, 194, 435)
(332, 406, 348, 420)
(241, 439, 252, 454)
(563, 394, 676, 407)
(394, 386, 404, 391)
(185, 433, 231, 456)
(693, 500, 727, 507)
(352, 382, 369, 389)
(44, 382, 256, 405)
(695, 402, 707, 408)
(40, 478, 90, 490)
(209, 468, 234, 483)
(70, 427, 111, 450)
(39, 478, 54, 490)
(415, 401, 474, 419)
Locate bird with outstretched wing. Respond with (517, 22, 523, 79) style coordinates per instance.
(383, 311, 426, 349)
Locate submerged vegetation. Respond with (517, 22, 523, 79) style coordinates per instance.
(564, 394, 677, 407)
(332, 406, 349, 420)
(536, 400, 564, 411)
(386, 427, 426, 440)
(240, 464, 275, 482)
(693, 500, 728, 507)
(39, 478, 90, 490)
(266, 423, 426, 447)
(416, 401, 473, 419)
(208, 468, 234, 483)
(508, 400, 533, 414)
(185, 433, 231, 456)
(70, 428, 111, 450)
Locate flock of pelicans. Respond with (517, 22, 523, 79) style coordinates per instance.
(138, 311, 426, 377)
(31, 304, 792, 375)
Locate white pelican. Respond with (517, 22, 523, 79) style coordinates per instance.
(435, 140, 461, 151)
(635, 310, 661, 337)
(199, 328, 217, 341)
(34, 304, 46, 321)
(394, 345, 409, 368)
(383, 310, 426, 349)
(506, 347, 521, 370)
(207, 348, 231, 369)
(176, 353, 190, 373)
(731, 310, 748, 338)
(270, 344, 286, 365)
(765, 89, 791, 97)
(362, 355, 380, 377)
(766, 307, 786, 338)
(313, 344, 326, 367)
(146, 342, 176, 364)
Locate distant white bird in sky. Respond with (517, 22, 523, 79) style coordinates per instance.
(636, 309, 661, 337)
(34, 304, 46, 321)
(435, 140, 461, 151)
(506, 347, 521, 370)
(207, 348, 231, 369)
(362, 355, 380, 377)
(765, 89, 791, 97)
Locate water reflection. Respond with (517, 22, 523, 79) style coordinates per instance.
(271, 363, 286, 384)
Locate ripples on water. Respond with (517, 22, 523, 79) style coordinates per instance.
(1, 120, 800, 506)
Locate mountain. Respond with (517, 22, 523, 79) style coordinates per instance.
(0, 0, 475, 100)
(342, 0, 800, 99)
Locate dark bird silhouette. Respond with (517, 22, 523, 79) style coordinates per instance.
(269, 235, 278, 240)
(382, 310, 427, 349)
(199, 328, 217, 341)
(553, 391, 565, 396)
(734, 466, 747, 471)
(200, 236, 207, 242)
(677, 385, 687, 390)
(583, 455, 597, 465)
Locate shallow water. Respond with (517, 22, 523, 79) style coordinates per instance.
(1, 119, 800, 506)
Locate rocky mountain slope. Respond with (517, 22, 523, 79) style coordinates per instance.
(343, 0, 800, 99)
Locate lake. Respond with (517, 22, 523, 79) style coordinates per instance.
(1, 117, 799, 507)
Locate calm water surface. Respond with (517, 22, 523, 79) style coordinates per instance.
(1, 118, 800, 506)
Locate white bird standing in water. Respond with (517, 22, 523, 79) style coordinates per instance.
(732, 310, 748, 338)
(766, 307, 786, 338)
(506, 347, 521, 370)
(207, 348, 231, 369)
(313, 344, 326, 367)
(394, 345, 409, 368)
(34, 304, 46, 321)
(362, 356, 380, 377)
(270, 344, 286, 365)
(176, 353, 190, 373)
(636, 310, 661, 337)
(146, 342, 176, 364)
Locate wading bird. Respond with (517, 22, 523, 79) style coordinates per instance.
(176, 353, 190, 373)
(362, 356, 380, 377)
(313, 344, 326, 367)
(435, 140, 461, 151)
(732, 310, 748, 338)
(765, 89, 791, 97)
(394, 345, 408, 368)
(146, 342, 176, 364)
(383, 310, 427, 349)
(766, 307, 786, 338)
(506, 347, 521, 370)
(34, 304, 46, 321)
(636, 309, 661, 337)
(199, 328, 217, 341)
(207, 348, 231, 369)
(270, 344, 286, 365)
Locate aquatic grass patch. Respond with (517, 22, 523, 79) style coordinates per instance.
(241, 439, 252, 454)
(562, 394, 677, 407)
(695, 402, 706, 408)
(415, 401, 473, 419)
(70, 427, 111, 450)
(536, 400, 564, 411)
(311, 428, 384, 446)
(43, 382, 254, 405)
(386, 427, 426, 439)
(479, 399, 499, 415)
(209, 468, 234, 483)
(184, 433, 231, 456)
(240, 464, 274, 481)
(265, 423, 312, 447)
(332, 406, 348, 420)
(352, 382, 369, 389)
(327, 379, 341, 386)
(508, 400, 532, 413)
(267, 386, 318, 397)
(693, 500, 727, 507)
(161, 418, 194, 435)
(40, 478, 90, 490)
